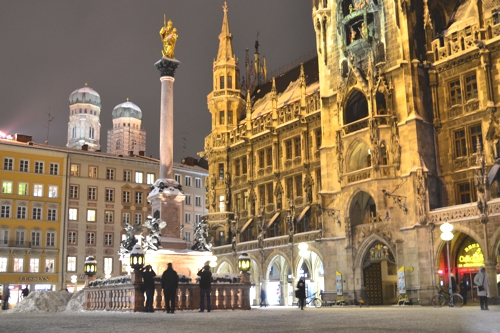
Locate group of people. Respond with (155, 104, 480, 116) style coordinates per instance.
(139, 263, 213, 313)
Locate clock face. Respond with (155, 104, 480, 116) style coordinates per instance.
(182, 158, 186, 164)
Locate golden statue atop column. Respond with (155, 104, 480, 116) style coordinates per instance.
(160, 15, 178, 59)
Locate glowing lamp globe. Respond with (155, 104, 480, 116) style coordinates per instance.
(130, 244, 145, 270)
(440, 222, 454, 241)
(83, 256, 98, 277)
(238, 253, 251, 273)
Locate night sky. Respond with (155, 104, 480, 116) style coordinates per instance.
(0, 1, 316, 162)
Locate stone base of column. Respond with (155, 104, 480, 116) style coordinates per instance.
(148, 178, 186, 250)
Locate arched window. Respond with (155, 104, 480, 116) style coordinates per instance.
(380, 142, 388, 165)
(89, 127, 94, 139)
(344, 90, 368, 125)
(72, 127, 76, 139)
(348, 140, 370, 172)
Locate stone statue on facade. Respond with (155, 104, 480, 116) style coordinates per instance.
(191, 219, 212, 251)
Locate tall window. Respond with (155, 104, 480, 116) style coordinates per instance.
(31, 229, 41, 247)
(228, 110, 233, 124)
(220, 111, 225, 125)
(123, 213, 130, 224)
(147, 173, 155, 185)
(123, 170, 132, 182)
(68, 208, 78, 220)
(135, 191, 143, 204)
(105, 188, 115, 202)
(68, 231, 77, 245)
(49, 163, 59, 175)
(45, 258, 55, 273)
(105, 211, 114, 223)
(185, 176, 192, 187)
(285, 140, 292, 160)
(106, 168, 115, 180)
(135, 172, 143, 183)
(35, 161, 44, 174)
(89, 166, 98, 178)
(32, 207, 42, 220)
(70, 164, 80, 176)
(33, 184, 43, 197)
(18, 182, 28, 195)
(294, 175, 303, 197)
(220, 76, 225, 89)
(88, 186, 97, 200)
(14, 258, 24, 272)
(69, 185, 79, 199)
(465, 74, 478, 101)
(17, 206, 27, 219)
(449, 79, 462, 106)
(294, 137, 302, 157)
(195, 178, 201, 188)
(227, 75, 232, 89)
(3, 158, 13, 170)
(48, 185, 58, 198)
(87, 209, 96, 222)
(86, 232, 96, 246)
(15, 229, 25, 246)
(235, 159, 241, 177)
(2, 181, 13, 194)
(315, 129, 322, 150)
(0, 257, 7, 272)
(19, 159, 29, 172)
(266, 147, 273, 166)
(123, 190, 131, 203)
(195, 196, 201, 207)
(454, 129, 466, 158)
(242, 157, 247, 175)
(89, 127, 94, 139)
(104, 257, 113, 274)
(185, 194, 191, 205)
(1, 204, 11, 218)
(67, 256, 76, 272)
(29, 258, 40, 272)
(104, 233, 113, 246)
(47, 207, 57, 221)
(135, 213, 142, 225)
(457, 182, 472, 204)
(266, 183, 273, 204)
(258, 149, 265, 169)
(46, 230, 55, 247)
(185, 213, 191, 223)
(174, 174, 181, 183)
(470, 125, 483, 153)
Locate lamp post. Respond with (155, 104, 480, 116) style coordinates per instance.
(440, 222, 454, 294)
(238, 253, 251, 284)
(130, 243, 145, 271)
(83, 255, 97, 287)
(129, 243, 145, 312)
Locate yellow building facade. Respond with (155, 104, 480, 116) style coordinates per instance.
(203, 1, 500, 306)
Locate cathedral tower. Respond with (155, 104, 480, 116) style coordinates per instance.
(107, 99, 146, 156)
(67, 84, 101, 151)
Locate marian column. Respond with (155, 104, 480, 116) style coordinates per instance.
(148, 17, 186, 250)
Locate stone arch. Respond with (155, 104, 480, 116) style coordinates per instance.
(343, 89, 368, 125)
(215, 259, 236, 274)
(354, 233, 396, 268)
(345, 139, 370, 172)
(346, 190, 377, 227)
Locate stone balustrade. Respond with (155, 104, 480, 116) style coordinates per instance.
(84, 272, 251, 312)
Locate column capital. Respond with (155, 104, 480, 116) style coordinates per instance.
(155, 58, 180, 77)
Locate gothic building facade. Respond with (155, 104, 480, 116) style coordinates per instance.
(202, 1, 500, 306)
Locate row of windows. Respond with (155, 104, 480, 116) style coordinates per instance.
(453, 124, 482, 158)
(184, 213, 202, 223)
(71, 126, 96, 139)
(1, 181, 58, 198)
(3, 158, 59, 174)
(0, 204, 58, 221)
(0, 257, 55, 273)
(67, 230, 113, 247)
(71, 108, 98, 116)
(66, 256, 113, 273)
(184, 194, 203, 207)
(448, 73, 478, 106)
(69, 185, 146, 204)
(0, 228, 56, 247)
(68, 208, 145, 225)
(173, 174, 203, 188)
(70, 164, 155, 184)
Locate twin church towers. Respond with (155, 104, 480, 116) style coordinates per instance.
(66, 83, 146, 156)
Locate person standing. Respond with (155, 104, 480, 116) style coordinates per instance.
(140, 265, 156, 312)
(296, 277, 306, 310)
(459, 279, 468, 305)
(474, 266, 490, 310)
(450, 274, 457, 293)
(21, 286, 30, 299)
(197, 265, 212, 312)
(161, 263, 179, 314)
(3, 288, 9, 310)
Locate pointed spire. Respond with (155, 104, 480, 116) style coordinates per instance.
(300, 63, 307, 113)
(246, 92, 252, 133)
(271, 77, 278, 127)
(216, 1, 235, 62)
(262, 56, 268, 82)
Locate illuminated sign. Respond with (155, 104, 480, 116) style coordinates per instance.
(458, 243, 484, 268)
(19, 276, 49, 281)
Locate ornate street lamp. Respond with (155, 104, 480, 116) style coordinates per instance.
(209, 255, 218, 268)
(83, 256, 97, 277)
(130, 243, 145, 270)
(238, 253, 251, 273)
(440, 222, 454, 294)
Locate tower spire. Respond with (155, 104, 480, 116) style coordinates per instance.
(217, 1, 235, 62)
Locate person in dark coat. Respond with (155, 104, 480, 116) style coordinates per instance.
(474, 266, 490, 310)
(3, 289, 10, 310)
(197, 265, 212, 312)
(450, 274, 457, 293)
(296, 277, 306, 310)
(161, 263, 179, 313)
(21, 286, 29, 298)
(140, 265, 156, 312)
(459, 279, 468, 305)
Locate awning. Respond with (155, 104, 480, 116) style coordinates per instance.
(240, 218, 253, 233)
(266, 212, 281, 229)
(296, 205, 311, 222)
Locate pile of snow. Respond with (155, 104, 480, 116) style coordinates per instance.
(10, 290, 84, 313)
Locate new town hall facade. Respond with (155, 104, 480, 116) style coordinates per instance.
(202, 1, 500, 305)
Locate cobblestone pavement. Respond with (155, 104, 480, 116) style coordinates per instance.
(0, 304, 498, 333)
